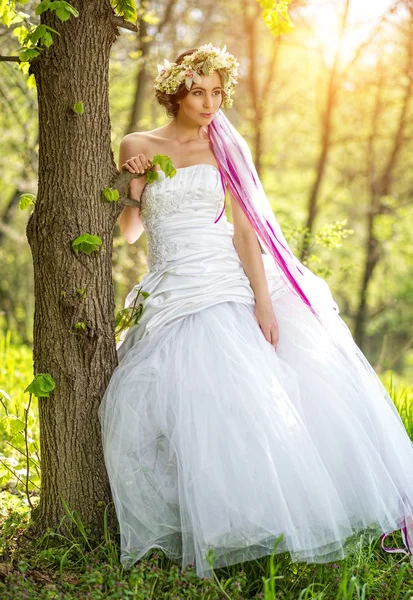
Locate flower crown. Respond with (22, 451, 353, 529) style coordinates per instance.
(154, 43, 239, 108)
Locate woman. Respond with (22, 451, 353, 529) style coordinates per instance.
(99, 44, 413, 579)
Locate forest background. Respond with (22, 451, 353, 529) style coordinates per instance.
(0, 0, 413, 597)
(2, 0, 413, 381)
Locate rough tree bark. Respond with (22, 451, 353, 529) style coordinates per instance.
(25, 1, 133, 534)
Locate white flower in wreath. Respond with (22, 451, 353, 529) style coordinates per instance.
(156, 59, 172, 82)
(183, 68, 202, 90)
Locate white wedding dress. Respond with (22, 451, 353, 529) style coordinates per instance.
(99, 163, 413, 579)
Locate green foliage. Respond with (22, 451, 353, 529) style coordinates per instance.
(0, 0, 79, 72)
(103, 187, 120, 202)
(258, 0, 294, 36)
(0, 0, 26, 27)
(73, 100, 84, 114)
(115, 286, 149, 341)
(110, 0, 137, 23)
(0, 331, 39, 494)
(151, 153, 177, 178)
(284, 220, 355, 278)
(35, 0, 79, 22)
(24, 22, 59, 50)
(24, 373, 55, 398)
(145, 169, 159, 183)
(71, 233, 103, 255)
(74, 321, 87, 331)
(18, 193, 36, 210)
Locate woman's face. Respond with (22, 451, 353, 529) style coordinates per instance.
(176, 71, 223, 125)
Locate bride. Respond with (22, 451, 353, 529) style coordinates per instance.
(99, 44, 413, 579)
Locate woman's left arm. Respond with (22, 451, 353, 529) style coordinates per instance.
(229, 190, 279, 349)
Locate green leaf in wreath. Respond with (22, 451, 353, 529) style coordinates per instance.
(19, 194, 36, 210)
(103, 187, 119, 202)
(71, 233, 103, 255)
(24, 373, 56, 398)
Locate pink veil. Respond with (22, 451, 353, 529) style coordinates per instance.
(208, 108, 340, 323)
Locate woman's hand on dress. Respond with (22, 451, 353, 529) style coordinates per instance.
(121, 153, 153, 199)
(254, 300, 279, 349)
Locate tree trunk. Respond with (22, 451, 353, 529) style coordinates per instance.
(126, 0, 177, 134)
(354, 13, 413, 347)
(126, 16, 149, 134)
(26, 1, 122, 534)
(300, 0, 351, 262)
(243, 0, 281, 177)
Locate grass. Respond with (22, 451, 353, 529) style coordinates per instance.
(1, 329, 413, 598)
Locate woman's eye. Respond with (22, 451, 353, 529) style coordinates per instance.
(193, 90, 221, 96)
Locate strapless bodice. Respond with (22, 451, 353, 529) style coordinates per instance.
(140, 164, 228, 272)
(117, 164, 288, 359)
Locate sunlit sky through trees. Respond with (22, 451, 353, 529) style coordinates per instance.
(309, 0, 398, 64)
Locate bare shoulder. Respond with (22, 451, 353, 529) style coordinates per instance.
(120, 131, 149, 149)
(120, 129, 166, 154)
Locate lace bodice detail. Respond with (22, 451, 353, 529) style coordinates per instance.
(140, 164, 225, 272)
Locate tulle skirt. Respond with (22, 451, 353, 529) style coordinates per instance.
(98, 292, 413, 579)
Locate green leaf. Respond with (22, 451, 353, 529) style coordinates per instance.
(7, 415, 25, 435)
(35, 1, 52, 15)
(62, 2, 79, 17)
(74, 321, 86, 331)
(55, 7, 71, 21)
(12, 26, 29, 44)
(36, 0, 79, 20)
(111, 0, 137, 22)
(71, 233, 103, 255)
(151, 154, 177, 178)
(0, 388, 11, 402)
(1, 5, 23, 26)
(42, 31, 54, 48)
(24, 373, 56, 398)
(262, 3, 294, 36)
(103, 187, 119, 202)
(18, 48, 41, 62)
(73, 101, 84, 114)
(30, 24, 46, 44)
(19, 194, 36, 210)
(145, 170, 158, 183)
(76, 288, 87, 298)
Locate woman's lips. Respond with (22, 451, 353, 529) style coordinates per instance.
(201, 113, 213, 117)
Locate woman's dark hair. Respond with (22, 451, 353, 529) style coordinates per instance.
(155, 48, 224, 118)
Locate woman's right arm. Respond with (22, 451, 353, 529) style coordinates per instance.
(117, 135, 151, 244)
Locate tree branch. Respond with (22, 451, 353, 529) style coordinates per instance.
(0, 55, 21, 63)
(112, 15, 139, 33)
